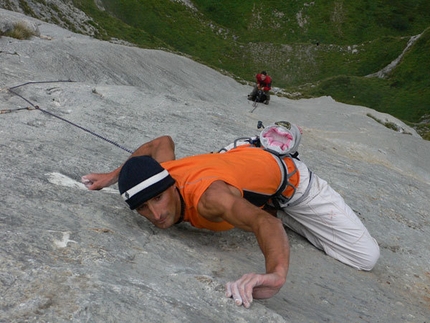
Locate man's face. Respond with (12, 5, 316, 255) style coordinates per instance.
(136, 185, 180, 229)
(261, 74, 266, 81)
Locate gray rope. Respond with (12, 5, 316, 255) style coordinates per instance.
(7, 80, 133, 154)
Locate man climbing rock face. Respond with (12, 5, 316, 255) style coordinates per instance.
(82, 122, 380, 308)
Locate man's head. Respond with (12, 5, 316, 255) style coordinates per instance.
(119, 156, 175, 209)
(118, 156, 181, 228)
(260, 71, 267, 80)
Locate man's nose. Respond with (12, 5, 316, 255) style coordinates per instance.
(148, 203, 162, 220)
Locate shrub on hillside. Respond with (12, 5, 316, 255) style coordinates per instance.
(1, 22, 37, 40)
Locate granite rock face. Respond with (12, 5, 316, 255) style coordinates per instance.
(1, 9, 429, 323)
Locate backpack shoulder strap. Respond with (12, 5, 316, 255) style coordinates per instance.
(267, 151, 299, 208)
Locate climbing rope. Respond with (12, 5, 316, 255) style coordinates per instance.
(4, 80, 133, 154)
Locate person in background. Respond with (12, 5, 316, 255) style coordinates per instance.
(248, 71, 272, 104)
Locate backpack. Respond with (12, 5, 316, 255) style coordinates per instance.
(219, 121, 302, 158)
(255, 90, 267, 103)
(259, 121, 302, 158)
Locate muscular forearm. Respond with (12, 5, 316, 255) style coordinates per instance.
(115, 135, 175, 178)
(226, 197, 290, 277)
(227, 203, 290, 300)
(224, 220, 289, 306)
(233, 203, 290, 297)
(255, 216, 290, 278)
(198, 182, 290, 307)
(129, 135, 175, 162)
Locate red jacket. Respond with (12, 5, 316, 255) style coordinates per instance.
(256, 74, 272, 92)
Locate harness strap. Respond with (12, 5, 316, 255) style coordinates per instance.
(268, 153, 299, 208)
(284, 170, 313, 207)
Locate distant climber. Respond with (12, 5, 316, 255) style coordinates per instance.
(248, 71, 272, 105)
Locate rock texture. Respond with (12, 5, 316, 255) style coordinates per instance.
(1, 9, 429, 323)
(0, 0, 97, 36)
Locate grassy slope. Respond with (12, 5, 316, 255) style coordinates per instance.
(70, 0, 430, 127)
(307, 27, 430, 124)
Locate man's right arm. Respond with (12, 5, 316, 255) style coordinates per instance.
(197, 180, 290, 308)
(81, 135, 175, 190)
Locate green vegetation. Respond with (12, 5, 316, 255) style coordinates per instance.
(18, 0, 36, 16)
(304, 55, 429, 123)
(65, 1, 428, 138)
(1, 22, 37, 40)
(366, 113, 412, 134)
(303, 27, 430, 137)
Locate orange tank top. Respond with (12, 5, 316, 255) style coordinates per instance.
(161, 146, 299, 231)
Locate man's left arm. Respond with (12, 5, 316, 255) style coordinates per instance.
(81, 135, 175, 190)
(197, 180, 290, 308)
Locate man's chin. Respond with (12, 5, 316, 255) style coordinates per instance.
(154, 219, 174, 229)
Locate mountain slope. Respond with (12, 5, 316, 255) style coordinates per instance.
(1, 9, 430, 322)
(1, 0, 429, 127)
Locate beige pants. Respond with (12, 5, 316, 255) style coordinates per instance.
(277, 160, 380, 270)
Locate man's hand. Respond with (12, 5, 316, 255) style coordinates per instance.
(225, 272, 285, 308)
(81, 171, 117, 190)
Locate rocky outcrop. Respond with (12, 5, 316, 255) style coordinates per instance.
(0, 0, 98, 36)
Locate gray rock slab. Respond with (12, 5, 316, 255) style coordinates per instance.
(1, 9, 429, 323)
